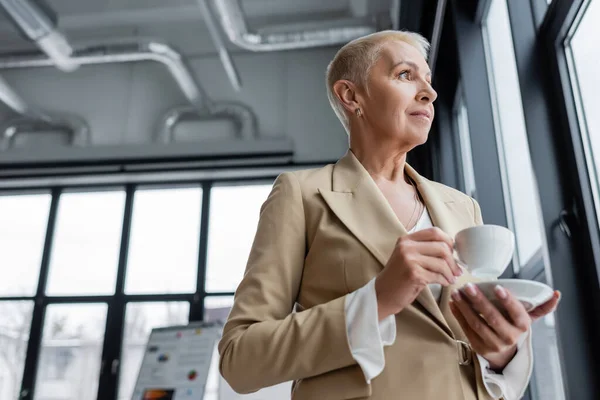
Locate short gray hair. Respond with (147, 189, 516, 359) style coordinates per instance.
(325, 30, 430, 135)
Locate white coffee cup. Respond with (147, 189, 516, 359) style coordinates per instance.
(453, 224, 515, 279)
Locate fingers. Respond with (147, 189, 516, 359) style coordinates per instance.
(450, 290, 504, 351)
(420, 268, 454, 286)
(412, 241, 463, 277)
(490, 285, 531, 333)
(459, 283, 522, 345)
(529, 290, 561, 321)
(416, 255, 458, 285)
(409, 227, 453, 249)
(449, 301, 486, 350)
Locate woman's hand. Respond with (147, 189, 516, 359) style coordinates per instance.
(450, 283, 561, 371)
(375, 227, 463, 320)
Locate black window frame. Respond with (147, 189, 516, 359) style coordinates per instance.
(0, 167, 317, 400)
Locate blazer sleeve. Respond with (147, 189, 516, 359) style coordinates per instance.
(218, 172, 357, 394)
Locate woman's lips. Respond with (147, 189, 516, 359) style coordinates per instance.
(409, 111, 432, 121)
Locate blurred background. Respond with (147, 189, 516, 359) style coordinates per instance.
(0, 0, 599, 399)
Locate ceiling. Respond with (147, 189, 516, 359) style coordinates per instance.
(0, 0, 396, 54)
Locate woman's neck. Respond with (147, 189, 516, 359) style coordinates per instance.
(349, 136, 410, 185)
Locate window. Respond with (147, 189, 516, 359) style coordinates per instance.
(118, 302, 190, 400)
(530, 314, 566, 400)
(483, 0, 544, 269)
(0, 193, 51, 296)
(202, 296, 292, 399)
(565, 0, 600, 228)
(453, 84, 477, 198)
(125, 186, 202, 294)
(34, 303, 108, 400)
(206, 183, 273, 293)
(0, 301, 33, 400)
(1, 175, 282, 399)
(46, 190, 125, 296)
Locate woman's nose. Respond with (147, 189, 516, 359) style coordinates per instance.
(417, 85, 438, 103)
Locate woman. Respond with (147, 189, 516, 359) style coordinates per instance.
(217, 30, 560, 400)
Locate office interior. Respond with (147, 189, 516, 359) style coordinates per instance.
(0, 0, 599, 399)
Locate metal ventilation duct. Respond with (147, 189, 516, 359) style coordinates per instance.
(0, 0, 78, 72)
(212, 0, 377, 51)
(0, 74, 88, 150)
(0, 41, 258, 144)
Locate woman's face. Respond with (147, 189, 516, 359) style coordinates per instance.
(358, 40, 437, 146)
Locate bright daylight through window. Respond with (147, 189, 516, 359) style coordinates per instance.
(454, 86, 477, 199)
(483, 0, 544, 268)
(567, 0, 600, 228)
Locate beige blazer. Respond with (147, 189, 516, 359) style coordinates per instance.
(218, 150, 498, 400)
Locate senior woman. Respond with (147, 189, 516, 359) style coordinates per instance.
(217, 30, 560, 399)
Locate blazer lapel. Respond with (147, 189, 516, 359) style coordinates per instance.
(319, 151, 458, 337)
(407, 164, 482, 338)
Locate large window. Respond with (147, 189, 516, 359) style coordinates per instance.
(0, 301, 33, 400)
(34, 304, 108, 400)
(0, 193, 51, 296)
(565, 0, 600, 229)
(206, 184, 274, 293)
(125, 186, 202, 294)
(0, 178, 277, 400)
(453, 83, 477, 199)
(46, 190, 125, 296)
(118, 301, 190, 400)
(483, 0, 544, 270)
(484, 2, 566, 398)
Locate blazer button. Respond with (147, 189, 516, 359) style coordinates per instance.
(456, 340, 473, 366)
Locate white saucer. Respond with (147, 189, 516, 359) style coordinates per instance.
(467, 279, 554, 312)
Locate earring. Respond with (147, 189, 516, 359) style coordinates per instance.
(355, 108, 362, 117)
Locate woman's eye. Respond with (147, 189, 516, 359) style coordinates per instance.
(397, 70, 410, 79)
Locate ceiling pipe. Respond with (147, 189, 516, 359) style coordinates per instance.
(0, 40, 257, 141)
(158, 102, 257, 143)
(197, 0, 242, 91)
(0, 0, 78, 72)
(1, 113, 90, 151)
(212, 0, 376, 52)
(0, 74, 88, 150)
(0, 74, 45, 120)
(0, 41, 213, 110)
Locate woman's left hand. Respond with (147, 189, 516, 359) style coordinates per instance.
(449, 283, 561, 371)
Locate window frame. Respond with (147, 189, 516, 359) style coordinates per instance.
(0, 167, 312, 400)
(503, 0, 600, 398)
(448, 0, 600, 398)
(481, 0, 546, 272)
(452, 82, 478, 199)
(563, 0, 600, 241)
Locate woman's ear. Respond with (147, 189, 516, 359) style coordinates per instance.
(332, 80, 359, 113)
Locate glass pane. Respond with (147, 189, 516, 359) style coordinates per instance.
(484, 0, 543, 267)
(34, 303, 107, 400)
(118, 302, 190, 400)
(203, 297, 232, 399)
(0, 194, 50, 297)
(125, 187, 201, 294)
(530, 313, 566, 399)
(569, 0, 600, 227)
(453, 88, 477, 198)
(204, 296, 234, 323)
(206, 184, 273, 293)
(202, 296, 291, 399)
(46, 191, 125, 296)
(0, 301, 34, 400)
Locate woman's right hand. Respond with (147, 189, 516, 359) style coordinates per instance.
(374, 227, 463, 320)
